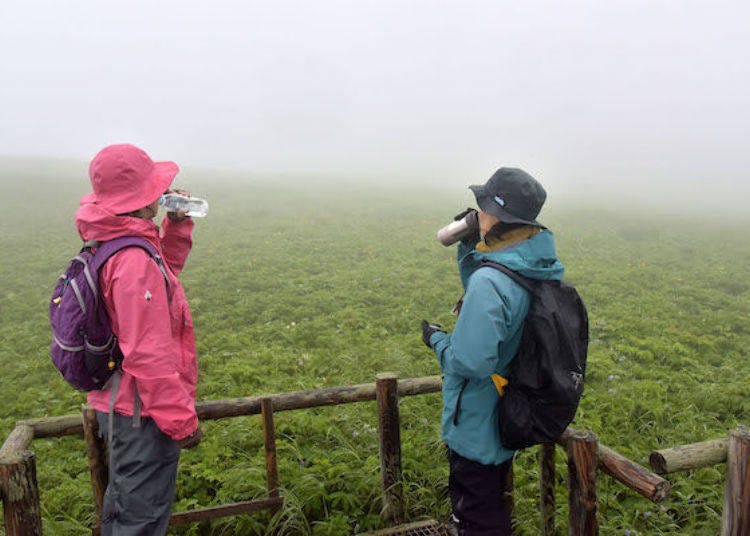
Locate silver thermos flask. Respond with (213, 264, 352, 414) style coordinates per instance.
(437, 213, 474, 246)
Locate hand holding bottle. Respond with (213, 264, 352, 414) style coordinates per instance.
(160, 189, 209, 219)
(164, 189, 188, 221)
(436, 208, 480, 246)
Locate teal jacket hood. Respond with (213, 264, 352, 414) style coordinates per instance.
(458, 230, 564, 289)
(431, 229, 564, 465)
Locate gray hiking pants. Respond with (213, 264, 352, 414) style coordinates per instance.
(96, 411, 180, 536)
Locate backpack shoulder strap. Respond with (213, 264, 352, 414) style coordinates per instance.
(89, 236, 156, 267)
(479, 260, 534, 293)
(88, 236, 170, 289)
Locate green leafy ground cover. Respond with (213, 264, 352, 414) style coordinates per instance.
(1, 173, 748, 535)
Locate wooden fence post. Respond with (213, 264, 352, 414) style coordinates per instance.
(261, 398, 281, 514)
(540, 442, 556, 535)
(376, 372, 404, 524)
(566, 430, 598, 536)
(0, 451, 43, 536)
(82, 404, 107, 534)
(721, 428, 750, 535)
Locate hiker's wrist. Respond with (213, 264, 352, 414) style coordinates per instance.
(167, 211, 189, 222)
(177, 426, 202, 449)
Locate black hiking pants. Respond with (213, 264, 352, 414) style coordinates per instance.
(449, 449, 513, 535)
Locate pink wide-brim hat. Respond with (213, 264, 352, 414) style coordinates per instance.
(81, 143, 179, 214)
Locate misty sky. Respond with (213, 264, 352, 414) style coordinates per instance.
(1, 1, 749, 197)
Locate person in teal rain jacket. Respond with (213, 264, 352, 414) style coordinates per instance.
(422, 168, 564, 536)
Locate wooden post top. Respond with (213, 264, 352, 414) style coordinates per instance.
(729, 428, 750, 441)
(570, 429, 598, 441)
(376, 372, 398, 381)
(559, 428, 598, 446)
(0, 450, 35, 466)
(0, 424, 34, 462)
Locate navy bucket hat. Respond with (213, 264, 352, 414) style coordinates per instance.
(469, 167, 547, 226)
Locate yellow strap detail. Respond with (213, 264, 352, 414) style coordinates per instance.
(491, 374, 509, 396)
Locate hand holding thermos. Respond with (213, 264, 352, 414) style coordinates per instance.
(437, 208, 480, 246)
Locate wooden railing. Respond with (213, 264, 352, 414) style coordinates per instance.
(2, 374, 672, 535)
(650, 429, 750, 534)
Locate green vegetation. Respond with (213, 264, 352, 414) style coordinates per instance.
(1, 172, 749, 535)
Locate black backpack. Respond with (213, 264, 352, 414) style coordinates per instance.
(482, 261, 589, 450)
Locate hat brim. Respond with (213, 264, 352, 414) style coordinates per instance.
(469, 184, 542, 226)
(84, 160, 178, 214)
(149, 161, 179, 204)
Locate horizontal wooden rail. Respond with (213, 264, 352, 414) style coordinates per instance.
(15, 376, 443, 440)
(599, 444, 670, 503)
(650, 438, 728, 474)
(197, 375, 442, 421)
(5, 380, 669, 505)
(558, 429, 671, 503)
(168, 497, 284, 526)
(14, 416, 82, 440)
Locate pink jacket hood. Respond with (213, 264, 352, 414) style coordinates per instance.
(76, 202, 162, 246)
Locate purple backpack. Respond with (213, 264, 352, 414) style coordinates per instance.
(49, 236, 168, 391)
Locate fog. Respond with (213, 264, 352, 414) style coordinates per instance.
(1, 0, 749, 210)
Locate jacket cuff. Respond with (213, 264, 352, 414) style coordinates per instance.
(172, 416, 200, 441)
(430, 330, 448, 349)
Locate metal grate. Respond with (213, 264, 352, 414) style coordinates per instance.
(356, 520, 448, 536)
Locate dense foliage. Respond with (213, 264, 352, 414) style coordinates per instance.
(1, 174, 748, 535)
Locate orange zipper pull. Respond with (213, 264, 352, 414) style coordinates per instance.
(491, 374, 509, 396)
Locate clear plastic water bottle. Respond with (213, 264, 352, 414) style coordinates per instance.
(159, 193, 209, 218)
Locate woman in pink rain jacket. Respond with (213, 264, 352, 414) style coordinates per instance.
(75, 143, 202, 535)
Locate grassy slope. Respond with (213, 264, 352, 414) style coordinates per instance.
(0, 174, 748, 535)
